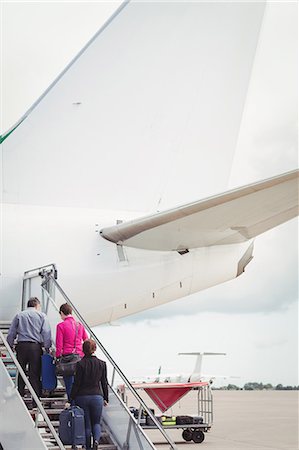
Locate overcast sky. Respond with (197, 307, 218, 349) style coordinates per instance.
(1, 1, 298, 387)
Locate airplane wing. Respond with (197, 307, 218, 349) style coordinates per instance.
(100, 169, 298, 251)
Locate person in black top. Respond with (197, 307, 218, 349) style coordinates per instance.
(70, 339, 109, 450)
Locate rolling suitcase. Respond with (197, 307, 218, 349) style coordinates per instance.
(59, 406, 86, 446)
(41, 353, 57, 391)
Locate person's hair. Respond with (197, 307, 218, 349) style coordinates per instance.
(83, 339, 97, 356)
(59, 303, 72, 316)
(27, 297, 40, 308)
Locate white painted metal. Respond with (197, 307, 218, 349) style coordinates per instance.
(1, 200, 254, 324)
(100, 170, 298, 250)
(1, 2, 265, 210)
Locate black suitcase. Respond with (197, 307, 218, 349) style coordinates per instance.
(145, 409, 156, 426)
(129, 407, 139, 418)
(192, 416, 204, 424)
(130, 407, 155, 425)
(176, 415, 193, 425)
(59, 406, 86, 446)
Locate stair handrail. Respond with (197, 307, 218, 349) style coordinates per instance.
(0, 330, 65, 450)
(41, 273, 178, 450)
(22, 263, 57, 311)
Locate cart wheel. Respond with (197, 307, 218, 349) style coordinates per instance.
(192, 429, 205, 443)
(182, 429, 193, 441)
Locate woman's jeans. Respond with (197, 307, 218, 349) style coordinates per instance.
(63, 375, 74, 401)
(75, 395, 104, 448)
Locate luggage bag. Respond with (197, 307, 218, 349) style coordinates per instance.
(176, 415, 193, 425)
(59, 406, 86, 446)
(192, 416, 204, 424)
(161, 415, 176, 426)
(130, 407, 155, 425)
(41, 354, 57, 391)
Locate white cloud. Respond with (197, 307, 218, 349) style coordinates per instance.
(95, 302, 298, 387)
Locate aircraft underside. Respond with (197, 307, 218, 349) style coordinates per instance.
(0, 203, 253, 325)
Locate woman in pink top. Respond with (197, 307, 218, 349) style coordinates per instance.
(56, 303, 88, 400)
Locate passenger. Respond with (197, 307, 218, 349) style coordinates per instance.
(70, 339, 109, 450)
(7, 297, 52, 404)
(56, 303, 88, 400)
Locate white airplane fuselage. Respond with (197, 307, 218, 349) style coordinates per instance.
(133, 373, 207, 384)
(1, 202, 252, 325)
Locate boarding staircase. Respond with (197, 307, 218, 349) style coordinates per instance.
(0, 324, 116, 450)
(0, 264, 178, 450)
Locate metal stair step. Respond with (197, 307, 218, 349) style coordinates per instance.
(0, 321, 12, 329)
(25, 386, 67, 396)
(38, 420, 59, 428)
(0, 346, 9, 352)
(47, 446, 117, 450)
(1, 359, 15, 364)
(28, 408, 64, 415)
(24, 397, 67, 405)
(40, 433, 57, 438)
(41, 397, 67, 402)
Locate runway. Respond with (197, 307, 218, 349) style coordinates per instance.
(128, 390, 298, 449)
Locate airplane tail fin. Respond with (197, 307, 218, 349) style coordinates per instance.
(179, 352, 226, 376)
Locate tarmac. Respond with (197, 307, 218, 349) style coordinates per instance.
(128, 390, 299, 450)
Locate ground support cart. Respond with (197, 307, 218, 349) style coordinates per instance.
(120, 381, 213, 444)
(142, 422, 210, 444)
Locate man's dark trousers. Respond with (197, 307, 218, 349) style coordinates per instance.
(16, 342, 42, 399)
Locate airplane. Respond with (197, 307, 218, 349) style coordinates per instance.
(1, 1, 298, 328)
(131, 352, 227, 384)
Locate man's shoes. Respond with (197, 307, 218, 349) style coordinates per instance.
(93, 441, 99, 450)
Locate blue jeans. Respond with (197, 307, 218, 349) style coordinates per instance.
(75, 395, 104, 449)
(63, 375, 74, 401)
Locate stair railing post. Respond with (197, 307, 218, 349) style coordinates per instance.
(123, 418, 132, 450)
(111, 366, 116, 388)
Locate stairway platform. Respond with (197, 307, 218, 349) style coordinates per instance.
(28, 408, 64, 415)
(24, 397, 67, 404)
(38, 420, 60, 428)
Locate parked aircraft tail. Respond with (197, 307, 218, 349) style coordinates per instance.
(179, 352, 226, 378)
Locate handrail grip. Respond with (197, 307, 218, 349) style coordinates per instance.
(0, 330, 65, 450)
(43, 275, 178, 450)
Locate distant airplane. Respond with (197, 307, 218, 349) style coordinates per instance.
(131, 352, 227, 384)
(1, 1, 298, 326)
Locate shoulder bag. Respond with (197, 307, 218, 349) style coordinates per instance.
(56, 322, 81, 376)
